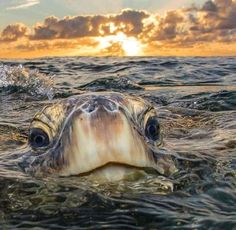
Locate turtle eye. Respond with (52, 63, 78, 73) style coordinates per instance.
(145, 117, 160, 141)
(29, 128, 50, 148)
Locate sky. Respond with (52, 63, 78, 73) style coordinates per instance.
(0, 0, 236, 58)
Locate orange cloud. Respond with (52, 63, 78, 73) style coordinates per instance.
(30, 9, 149, 40)
(0, 23, 29, 42)
(1, 0, 236, 58)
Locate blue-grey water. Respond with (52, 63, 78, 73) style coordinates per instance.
(0, 57, 236, 229)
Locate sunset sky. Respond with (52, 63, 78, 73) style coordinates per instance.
(0, 0, 236, 58)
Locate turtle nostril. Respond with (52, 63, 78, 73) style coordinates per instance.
(81, 103, 96, 113)
(88, 104, 96, 113)
(104, 101, 117, 112)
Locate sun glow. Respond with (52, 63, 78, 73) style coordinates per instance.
(96, 32, 143, 56)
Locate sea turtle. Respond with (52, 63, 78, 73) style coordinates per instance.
(20, 92, 177, 181)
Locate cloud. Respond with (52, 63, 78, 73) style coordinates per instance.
(148, 0, 236, 46)
(31, 9, 149, 40)
(0, 23, 29, 42)
(6, 0, 40, 10)
(201, 0, 218, 11)
(31, 15, 95, 40)
(14, 38, 99, 52)
(150, 11, 184, 41)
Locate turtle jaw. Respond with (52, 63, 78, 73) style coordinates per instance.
(58, 104, 155, 177)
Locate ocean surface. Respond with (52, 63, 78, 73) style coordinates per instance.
(0, 57, 236, 229)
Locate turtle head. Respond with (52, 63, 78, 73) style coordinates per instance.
(24, 92, 176, 180)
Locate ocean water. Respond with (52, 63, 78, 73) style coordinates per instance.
(0, 57, 236, 229)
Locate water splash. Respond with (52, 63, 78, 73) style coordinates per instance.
(0, 64, 54, 99)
